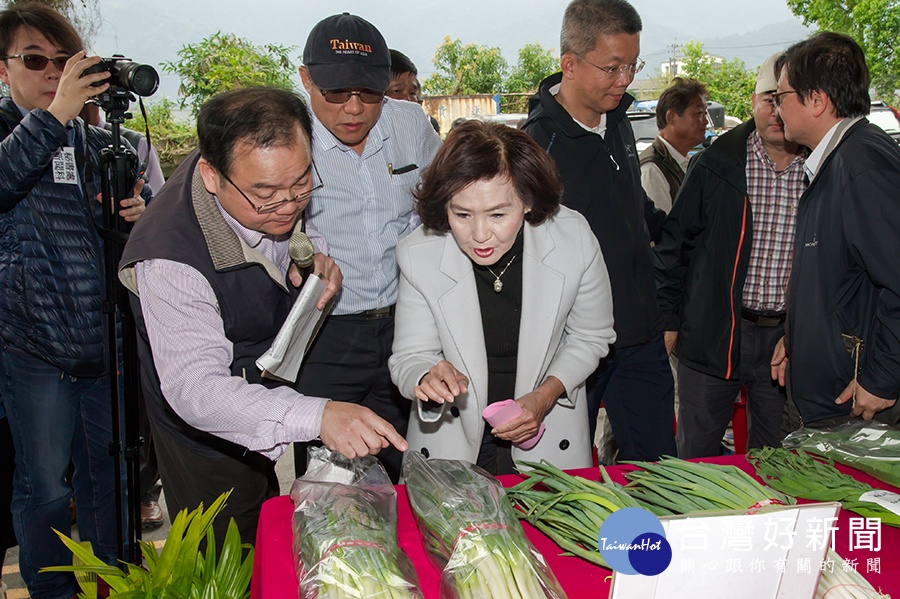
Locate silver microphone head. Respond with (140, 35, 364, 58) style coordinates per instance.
(289, 231, 314, 268)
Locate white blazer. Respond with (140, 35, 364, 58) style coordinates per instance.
(389, 206, 616, 470)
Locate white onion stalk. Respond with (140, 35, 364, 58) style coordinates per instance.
(815, 548, 891, 599)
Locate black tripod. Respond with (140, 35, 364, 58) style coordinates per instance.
(94, 93, 144, 565)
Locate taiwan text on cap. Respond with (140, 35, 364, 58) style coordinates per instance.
(303, 13, 391, 92)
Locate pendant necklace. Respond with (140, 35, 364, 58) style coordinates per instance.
(486, 253, 517, 293)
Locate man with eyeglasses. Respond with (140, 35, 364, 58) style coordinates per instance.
(770, 33, 900, 429)
(0, 4, 149, 597)
(119, 87, 408, 545)
(521, 0, 674, 462)
(294, 13, 441, 481)
(653, 52, 807, 458)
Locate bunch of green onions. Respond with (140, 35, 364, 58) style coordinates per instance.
(622, 456, 795, 516)
(748, 447, 900, 527)
(292, 467, 422, 598)
(403, 452, 566, 599)
(506, 460, 642, 568)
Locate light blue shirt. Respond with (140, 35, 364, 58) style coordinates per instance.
(306, 98, 441, 315)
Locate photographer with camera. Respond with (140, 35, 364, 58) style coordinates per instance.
(0, 3, 148, 597)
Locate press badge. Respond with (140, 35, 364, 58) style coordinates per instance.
(52, 147, 78, 185)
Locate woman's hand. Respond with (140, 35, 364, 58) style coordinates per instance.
(415, 360, 468, 404)
(492, 376, 564, 444)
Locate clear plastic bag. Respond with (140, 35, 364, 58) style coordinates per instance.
(782, 421, 900, 488)
(403, 451, 567, 599)
(290, 447, 423, 599)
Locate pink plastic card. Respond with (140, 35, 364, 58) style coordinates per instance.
(482, 399, 546, 450)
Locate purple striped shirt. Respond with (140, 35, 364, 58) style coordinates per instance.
(134, 199, 329, 460)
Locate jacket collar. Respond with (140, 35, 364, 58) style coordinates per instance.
(805, 117, 863, 181)
(694, 119, 757, 185)
(526, 72, 634, 138)
(434, 218, 564, 403)
(437, 217, 557, 282)
(190, 163, 289, 291)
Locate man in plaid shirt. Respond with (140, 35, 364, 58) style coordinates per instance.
(653, 51, 807, 458)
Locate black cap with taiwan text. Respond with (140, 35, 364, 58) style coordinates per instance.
(303, 13, 391, 92)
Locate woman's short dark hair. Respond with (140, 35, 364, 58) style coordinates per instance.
(197, 87, 313, 178)
(777, 32, 870, 119)
(415, 120, 562, 233)
(0, 2, 83, 58)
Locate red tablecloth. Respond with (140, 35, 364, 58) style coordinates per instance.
(251, 455, 900, 598)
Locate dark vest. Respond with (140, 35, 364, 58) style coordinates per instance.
(639, 136, 686, 206)
(119, 150, 300, 458)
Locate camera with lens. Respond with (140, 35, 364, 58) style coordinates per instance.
(82, 54, 159, 98)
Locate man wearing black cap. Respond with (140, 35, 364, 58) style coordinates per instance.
(295, 13, 441, 481)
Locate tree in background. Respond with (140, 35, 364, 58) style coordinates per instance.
(163, 32, 296, 115)
(786, 0, 900, 103)
(505, 42, 558, 93)
(423, 36, 508, 95)
(680, 41, 756, 121)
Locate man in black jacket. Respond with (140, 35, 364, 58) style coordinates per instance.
(521, 0, 674, 461)
(654, 52, 807, 458)
(771, 33, 900, 426)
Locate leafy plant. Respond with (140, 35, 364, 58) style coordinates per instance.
(163, 32, 297, 115)
(127, 98, 197, 168)
(680, 41, 757, 121)
(505, 42, 558, 94)
(43, 491, 253, 599)
(423, 37, 508, 96)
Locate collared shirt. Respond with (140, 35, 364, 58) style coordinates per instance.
(742, 129, 807, 312)
(804, 117, 863, 182)
(306, 98, 441, 315)
(640, 136, 689, 213)
(133, 198, 330, 460)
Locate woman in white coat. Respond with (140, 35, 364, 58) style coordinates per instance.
(389, 121, 616, 474)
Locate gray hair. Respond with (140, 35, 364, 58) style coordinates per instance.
(560, 0, 642, 56)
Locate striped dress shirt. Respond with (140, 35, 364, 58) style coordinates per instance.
(134, 199, 329, 460)
(306, 98, 441, 315)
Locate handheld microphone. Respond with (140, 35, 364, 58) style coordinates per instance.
(289, 230, 314, 269)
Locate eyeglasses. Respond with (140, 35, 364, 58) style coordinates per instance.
(771, 90, 799, 108)
(319, 88, 385, 104)
(1, 53, 70, 71)
(222, 162, 324, 214)
(576, 55, 645, 79)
